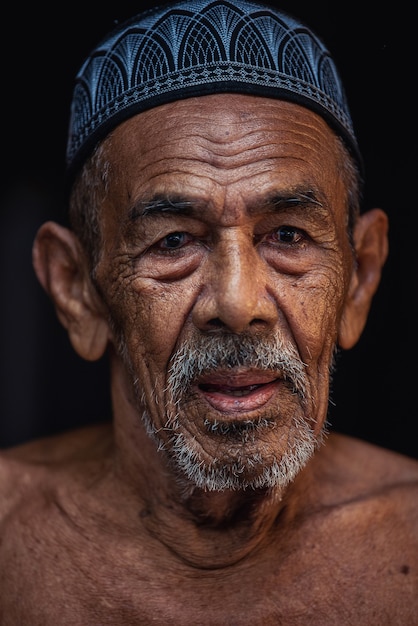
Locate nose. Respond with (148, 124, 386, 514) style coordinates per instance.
(192, 230, 279, 333)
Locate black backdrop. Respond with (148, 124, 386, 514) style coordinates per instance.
(1, 1, 416, 458)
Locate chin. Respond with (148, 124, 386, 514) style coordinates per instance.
(164, 412, 323, 492)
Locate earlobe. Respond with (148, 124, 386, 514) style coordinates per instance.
(32, 221, 109, 361)
(338, 208, 389, 350)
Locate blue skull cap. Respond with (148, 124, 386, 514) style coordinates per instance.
(66, 0, 362, 181)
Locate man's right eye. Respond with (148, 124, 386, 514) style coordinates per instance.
(158, 232, 190, 250)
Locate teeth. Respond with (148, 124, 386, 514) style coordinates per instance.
(228, 385, 259, 396)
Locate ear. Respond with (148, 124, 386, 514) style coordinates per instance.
(32, 221, 110, 361)
(338, 208, 389, 350)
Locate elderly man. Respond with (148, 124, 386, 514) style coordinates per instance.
(1, 0, 417, 623)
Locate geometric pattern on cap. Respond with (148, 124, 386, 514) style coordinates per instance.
(67, 0, 359, 176)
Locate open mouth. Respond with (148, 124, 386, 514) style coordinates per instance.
(196, 372, 281, 414)
(199, 382, 269, 397)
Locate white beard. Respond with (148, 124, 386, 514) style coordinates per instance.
(132, 331, 328, 492)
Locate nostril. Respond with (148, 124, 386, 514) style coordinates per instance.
(204, 317, 269, 332)
(206, 318, 225, 329)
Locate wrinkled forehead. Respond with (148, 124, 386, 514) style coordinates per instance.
(66, 0, 362, 185)
(97, 95, 348, 218)
(106, 93, 342, 161)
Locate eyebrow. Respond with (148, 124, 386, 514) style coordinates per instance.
(263, 190, 324, 215)
(271, 190, 323, 208)
(127, 188, 325, 221)
(128, 196, 195, 221)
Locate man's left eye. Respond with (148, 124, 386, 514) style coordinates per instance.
(272, 226, 304, 244)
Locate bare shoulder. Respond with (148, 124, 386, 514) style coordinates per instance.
(324, 432, 418, 483)
(315, 432, 418, 535)
(0, 423, 112, 521)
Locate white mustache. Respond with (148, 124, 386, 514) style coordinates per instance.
(166, 332, 308, 401)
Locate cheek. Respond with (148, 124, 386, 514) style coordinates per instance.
(138, 285, 190, 359)
(101, 264, 194, 373)
(277, 268, 344, 363)
(281, 277, 342, 434)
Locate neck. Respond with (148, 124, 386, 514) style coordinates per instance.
(120, 454, 288, 567)
(151, 485, 289, 567)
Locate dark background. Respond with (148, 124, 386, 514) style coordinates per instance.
(1, 2, 416, 457)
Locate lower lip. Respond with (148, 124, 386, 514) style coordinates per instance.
(197, 380, 280, 414)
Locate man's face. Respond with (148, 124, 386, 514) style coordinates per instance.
(93, 94, 354, 490)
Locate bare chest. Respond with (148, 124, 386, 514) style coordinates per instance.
(1, 510, 416, 626)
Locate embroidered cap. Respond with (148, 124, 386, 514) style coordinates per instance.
(66, 0, 362, 180)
